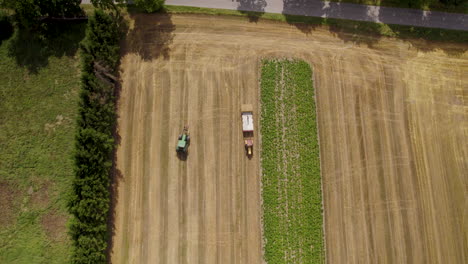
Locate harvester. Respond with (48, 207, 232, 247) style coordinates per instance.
(176, 125, 190, 154)
(241, 104, 254, 157)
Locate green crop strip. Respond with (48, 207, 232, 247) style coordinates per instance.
(260, 59, 324, 263)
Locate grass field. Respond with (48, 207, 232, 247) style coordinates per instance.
(0, 24, 85, 263)
(260, 59, 324, 263)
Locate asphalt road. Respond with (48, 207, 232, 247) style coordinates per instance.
(80, 0, 467, 31)
(165, 0, 467, 31)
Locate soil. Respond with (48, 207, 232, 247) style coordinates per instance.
(41, 210, 67, 242)
(110, 13, 468, 264)
(31, 183, 50, 209)
(0, 180, 20, 227)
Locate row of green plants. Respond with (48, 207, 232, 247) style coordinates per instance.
(260, 59, 324, 263)
(67, 9, 120, 264)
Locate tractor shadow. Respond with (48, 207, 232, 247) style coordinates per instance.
(177, 151, 189, 161)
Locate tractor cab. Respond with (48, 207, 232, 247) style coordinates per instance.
(176, 126, 190, 154)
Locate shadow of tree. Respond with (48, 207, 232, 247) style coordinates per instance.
(105, 148, 123, 264)
(282, 0, 321, 34)
(123, 9, 175, 61)
(237, 0, 268, 22)
(283, 0, 382, 48)
(281, 6, 381, 47)
(327, 20, 384, 48)
(385, 24, 468, 55)
(282, 0, 467, 55)
(7, 21, 86, 74)
(0, 14, 13, 45)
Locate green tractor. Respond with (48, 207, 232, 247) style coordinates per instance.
(176, 125, 190, 155)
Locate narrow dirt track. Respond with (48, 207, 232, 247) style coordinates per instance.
(110, 13, 468, 264)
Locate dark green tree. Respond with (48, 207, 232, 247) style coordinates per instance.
(134, 0, 165, 13)
(68, 9, 120, 264)
(440, 0, 467, 5)
(2, 0, 82, 28)
(91, 0, 125, 13)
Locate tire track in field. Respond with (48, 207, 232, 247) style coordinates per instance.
(196, 68, 206, 264)
(178, 64, 189, 264)
(111, 14, 467, 264)
(141, 67, 154, 264)
(158, 70, 171, 264)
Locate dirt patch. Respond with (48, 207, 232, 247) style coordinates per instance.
(30, 184, 50, 209)
(44, 115, 71, 134)
(0, 180, 21, 227)
(41, 210, 68, 242)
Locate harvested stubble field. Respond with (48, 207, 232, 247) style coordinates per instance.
(110, 13, 468, 264)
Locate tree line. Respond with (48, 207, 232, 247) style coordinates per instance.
(92, 0, 165, 13)
(67, 8, 120, 264)
(1, 0, 164, 262)
(0, 0, 165, 28)
(0, 0, 83, 28)
(66, 1, 163, 263)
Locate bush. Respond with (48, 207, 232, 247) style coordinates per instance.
(3, 0, 83, 28)
(68, 9, 120, 264)
(134, 0, 165, 13)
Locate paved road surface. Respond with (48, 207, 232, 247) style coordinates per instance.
(81, 0, 467, 31)
(166, 0, 467, 31)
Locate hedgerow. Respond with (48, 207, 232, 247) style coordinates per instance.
(260, 59, 324, 263)
(67, 9, 120, 264)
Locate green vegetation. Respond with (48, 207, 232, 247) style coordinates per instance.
(165, 5, 468, 44)
(88, 0, 166, 14)
(67, 9, 120, 264)
(1, 0, 84, 28)
(325, 0, 468, 14)
(134, 0, 165, 13)
(0, 19, 86, 264)
(89, 0, 125, 13)
(80, 4, 96, 16)
(260, 59, 324, 263)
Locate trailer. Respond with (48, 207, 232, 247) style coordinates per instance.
(241, 104, 254, 157)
